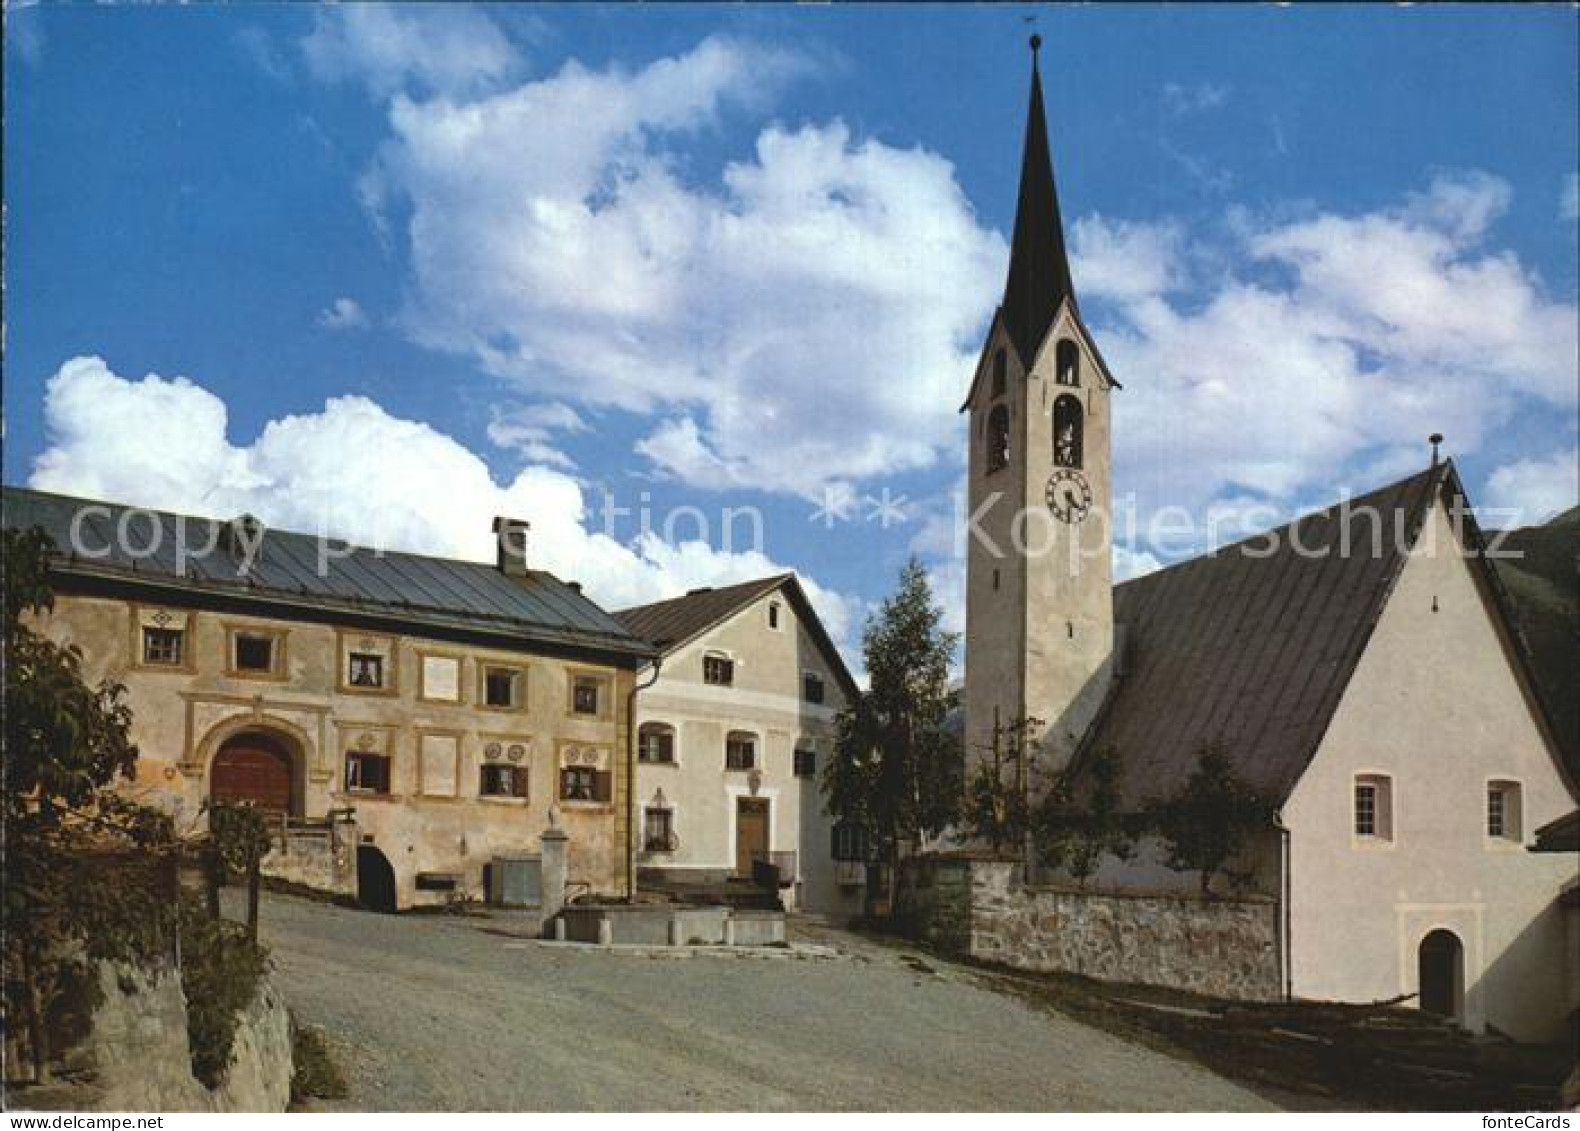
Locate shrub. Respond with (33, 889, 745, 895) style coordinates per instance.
(290, 1019, 348, 1104)
(177, 897, 269, 1088)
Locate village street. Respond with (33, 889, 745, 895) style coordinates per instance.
(256, 893, 1276, 1111)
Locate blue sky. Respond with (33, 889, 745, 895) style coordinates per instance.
(6, 4, 1577, 659)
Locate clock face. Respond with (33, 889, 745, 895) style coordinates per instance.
(1045, 469, 1093, 524)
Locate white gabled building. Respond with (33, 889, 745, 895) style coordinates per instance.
(955, 37, 1579, 1042)
(616, 574, 867, 918)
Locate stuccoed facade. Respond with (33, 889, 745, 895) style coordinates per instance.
(618, 576, 865, 918)
(7, 487, 652, 910)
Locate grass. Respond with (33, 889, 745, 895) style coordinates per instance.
(289, 1019, 349, 1106)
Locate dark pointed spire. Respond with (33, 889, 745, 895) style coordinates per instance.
(1001, 35, 1077, 367)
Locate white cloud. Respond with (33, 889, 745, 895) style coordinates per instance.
(28, 356, 863, 650)
(1075, 172, 1578, 530)
(1482, 449, 1578, 527)
(316, 297, 368, 331)
(353, 36, 1003, 499)
(486, 402, 587, 469)
(301, 6, 520, 98)
(1162, 82, 1230, 116)
(1562, 173, 1579, 223)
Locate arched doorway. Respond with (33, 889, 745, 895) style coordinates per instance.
(1419, 929, 1465, 1022)
(211, 730, 299, 821)
(357, 846, 397, 913)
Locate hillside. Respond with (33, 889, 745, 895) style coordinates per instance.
(1489, 507, 1579, 783)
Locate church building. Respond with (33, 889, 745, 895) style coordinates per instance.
(955, 38, 1578, 1042)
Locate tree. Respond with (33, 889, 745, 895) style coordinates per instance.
(3, 526, 173, 1081)
(1033, 746, 1134, 888)
(823, 558, 961, 905)
(963, 715, 1042, 854)
(1148, 746, 1271, 895)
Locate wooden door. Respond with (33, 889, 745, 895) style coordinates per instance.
(1419, 930, 1464, 1020)
(735, 798, 769, 877)
(211, 737, 293, 819)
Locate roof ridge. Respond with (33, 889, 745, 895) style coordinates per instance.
(1115, 464, 1441, 591)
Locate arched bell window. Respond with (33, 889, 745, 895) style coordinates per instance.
(990, 348, 1007, 400)
(1053, 395, 1083, 469)
(1056, 339, 1080, 387)
(986, 404, 1011, 473)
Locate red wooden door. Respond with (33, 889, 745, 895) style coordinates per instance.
(211, 739, 293, 818)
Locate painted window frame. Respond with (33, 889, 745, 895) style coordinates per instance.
(337, 630, 399, 697)
(129, 607, 197, 674)
(223, 622, 288, 682)
(566, 669, 611, 719)
(416, 650, 466, 705)
(344, 751, 393, 796)
(415, 727, 464, 798)
(479, 762, 529, 801)
(479, 662, 528, 712)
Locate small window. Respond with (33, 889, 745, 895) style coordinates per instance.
(725, 732, 756, 771)
(559, 765, 609, 803)
(571, 676, 601, 716)
(638, 723, 675, 764)
(235, 632, 275, 672)
(484, 666, 522, 709)
(1354, 774, 1393, 841)
(794, 749, 817, 777)
(1056, 338, 1080, 387)
(347, 652, 384, 689)
(1487, 781, 1522, 842)
(990, 348, 1007, 399)
(142, 626, 184, 666)
(832, 822, 870, 862)
(480, 764, 528, 799)
(985, 404, 1011, 473)
(644, 807, 675, 853)
(803, 672, 825, 704)
(345, 752, 391, 795)
(703, 654, 735, 686)
(768, 602, 781, 630)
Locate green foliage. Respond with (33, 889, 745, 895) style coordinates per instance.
(290, 1020, 349, 1104)
(178, 896, 270, 1088)
(206, 801, 273, 877)
(963, 715, 1041, 854)
(3, 525, 174, 1082)
(1148, 746, 1271, 895)
(4, 527, 139, 820)
(1034, 746, 1134, 887)
(823, 558, 962, 873)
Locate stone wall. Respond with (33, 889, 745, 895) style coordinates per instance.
(263, 816, 357, 897)
(898, 856, 1282, 1002)
(34, 961, 292, 1112)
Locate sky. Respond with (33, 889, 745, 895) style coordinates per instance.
(6, 4, 1578, 670)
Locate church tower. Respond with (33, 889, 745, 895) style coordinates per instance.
(961, 36, 1117, 790)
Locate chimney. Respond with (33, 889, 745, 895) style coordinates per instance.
(492, 516, 530, 577)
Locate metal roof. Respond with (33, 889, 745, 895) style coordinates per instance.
(615, 573, 859, 699)
(3, 486, 651, 661)
(1065, 462, 1575, 809)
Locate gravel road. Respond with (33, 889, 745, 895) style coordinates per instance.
(257, 893, 1277, 1111)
